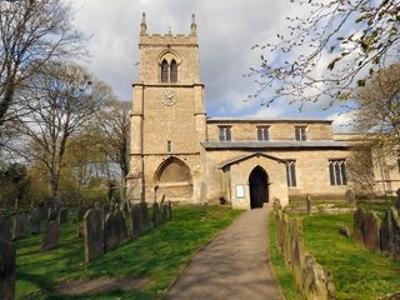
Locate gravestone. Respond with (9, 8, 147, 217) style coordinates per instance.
(77, 206, 87, 238)
(0, 239, 16, 300)
(104, 211, 128, 252)
(0, 215, 11, 241)
(12, 213, 30, 240)
(58, 208, 68, 224)
(363, 212, 380, 251)
(160, 199, 166, 223)
(84, 209, 104, 262)
(42, 221, 59, 251)
(306, 195, 312, 215)
(345, 189, 356, 205)
(140, 202, 150, 232)
(353, 208, 366, 243)
(396, 189, 400, 210)
(165, 201, 171, 221)
(31, 208, 42, 234)
(380, 207, 400, 259)
(48, 208, 58, 222)
(152, 202, 161, 227)
(130, 204, 142, 240)
(168, 201, 172, 220)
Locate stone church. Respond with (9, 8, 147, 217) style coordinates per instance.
(127, 14, 400, 209)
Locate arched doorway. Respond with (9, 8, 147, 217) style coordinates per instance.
(154, 157, 193, 201)
(249, 166, 269, 209)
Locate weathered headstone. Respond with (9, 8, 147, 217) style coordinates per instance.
(0, 239, 16, 300)
(104, 211, 128, 252)
(306, 195, 312, 215)
(353, 208, 366, 243)
(165, 201, 171, 221)
(0, 215, 11, 241)
(48, 208, 58, 222)
(140, 201, 150, 232)
(42, 221, 59, 251)
(31, 208, 42, 234)
(58, 208, 68, 224)
(395, 189, 400, 210)
(84, 209, 104, 262)
(380, 207, 400, 259)
(363, 212, 380, 251)
(345, 189, 356, 205)
(130, 204, 142, 240)
(12, 213, 30, 240)
(152, 202, 161, 227)
(77, 206, 87, 238)
(338, 226, 351, 238)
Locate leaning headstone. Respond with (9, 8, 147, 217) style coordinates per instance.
(363, 212, 380, 251)
(140, 202, 150, 232)
(345, 189, 356, 205)
(104, 211, 128, 252)
(130, 204, 142, 240)
(0, 239, 16, 300)
(353, 208, 366, 243)
(58, 208, 68, 225)
(395, 189, 400, 210)
(152, 202, 161, 227)
(42, 221, 59, 251)
(84, 209, 104, 262)
(31, 208, 42, 234)
(12, 213, 30, 240)
(0, 215, 11, 241)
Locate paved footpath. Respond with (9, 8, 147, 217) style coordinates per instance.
(168, 205, 282, 300)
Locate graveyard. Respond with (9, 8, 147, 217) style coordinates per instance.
(270, 195, 400, 300)
(2, 205, 241, 299)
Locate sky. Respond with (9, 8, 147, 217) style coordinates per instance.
(71, 0, 353, 132)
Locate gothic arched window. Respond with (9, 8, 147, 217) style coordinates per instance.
(170, 59, 178, 82)
(161, 60, 169, 82)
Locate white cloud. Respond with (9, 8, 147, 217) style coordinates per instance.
(70, 0, 348, 118)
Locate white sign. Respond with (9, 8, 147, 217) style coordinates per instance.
(235, 185, 245, 199)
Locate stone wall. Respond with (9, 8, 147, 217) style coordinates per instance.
(273, 199, 335, 300)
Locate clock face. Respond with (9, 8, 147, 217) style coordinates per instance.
(161, 88, 176, 106)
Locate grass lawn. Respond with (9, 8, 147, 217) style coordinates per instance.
(303, 214, 400, 300)
(269, 213, 302, 300)
(16, 205, 242, 299)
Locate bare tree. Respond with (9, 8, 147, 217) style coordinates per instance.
(0, 0, 83, 127)
(94, 94, 130, 201)
(14, 62, 103, 202)
(251, 0, 399, 109)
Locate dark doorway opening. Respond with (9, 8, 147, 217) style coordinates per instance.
(249, 166, 269, 209)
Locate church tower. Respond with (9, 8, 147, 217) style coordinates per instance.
(128, 13, 207, 203)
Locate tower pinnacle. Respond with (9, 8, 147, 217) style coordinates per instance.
(140, 12, 147, 35)
(191, 14, 197, 36)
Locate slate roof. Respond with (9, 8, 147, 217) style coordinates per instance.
(206, 117, 333, 124)
(201, 140, 351, 150)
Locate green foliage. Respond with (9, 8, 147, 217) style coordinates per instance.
(16, 205, 242, 299)
(269, 214, 302, 300)
(0, 163, 30, 209)
(303, 214, 400, 300)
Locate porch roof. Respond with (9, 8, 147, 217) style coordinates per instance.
(217, 152, 286, 169)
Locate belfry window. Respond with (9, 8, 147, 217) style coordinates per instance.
(170, 60, 178, 82)
(161, 60, 169, 82)
(286, 160, 297, 187)
(329, 160, 347, 186)
(257, 126, 270, 141)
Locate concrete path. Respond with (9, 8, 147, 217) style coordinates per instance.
(168, 204, 282, 300)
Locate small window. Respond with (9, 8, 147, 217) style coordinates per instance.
(286, 160, 297, 187)
(170, 60, 178, 82)
(257, 126, 269, 141)
(295, 126, 307, 141)
(167, 140, 172, 152)
(329, 160, 347, 185)
(161, 60, 169, 82)
(219, 126, 231, 141)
